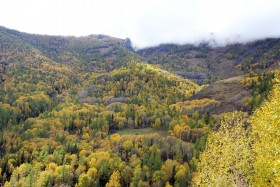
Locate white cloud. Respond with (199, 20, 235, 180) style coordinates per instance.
(0, 0, 280, 48)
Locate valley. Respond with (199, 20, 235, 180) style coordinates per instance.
(0, 26, 279, 187)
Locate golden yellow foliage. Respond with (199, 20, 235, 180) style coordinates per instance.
(250, 85, 280, 186)
(192, 112, 252, 187)
(106, 171, 121, 187)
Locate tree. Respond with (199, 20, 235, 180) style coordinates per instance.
(78, 173, 90, 187)
(121, 166, 132, 187)
(175, 166, 188, 187)
(87, 167, 98, 186)
(152, 170, 167, 187)
(131, 165, 142, 187)
(123, 140, 133, 161)
(153, 118, 161, 129)
(192, 112, 252, 187)
(162, 159, 177, 183)
(250, 85, 280, 186)
(165, 182, 173, 187)
(122, 140, 133, 151)
(106, 171, 121, 187)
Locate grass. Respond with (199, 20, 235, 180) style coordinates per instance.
(188, 76, 251, 114)
(117, 127, 169, 136)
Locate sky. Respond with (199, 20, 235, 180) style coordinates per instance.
(0, 0, 280, 48)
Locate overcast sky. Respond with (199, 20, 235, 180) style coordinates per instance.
(0, 0, 280, 48)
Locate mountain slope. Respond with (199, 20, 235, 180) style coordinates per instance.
(138, 39, 280, 84)
(0, 26, 144, 129)
(0, 28, 77, 127)
(187, 76, 251, 114)
(0, 62, 202, 186)
(192, 78, 280, 187)
(0, 26, 143, 73)
(0, 26, 279, 187)
(76, 62, 200, 129)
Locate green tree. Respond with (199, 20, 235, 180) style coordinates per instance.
(152, 170, 167, 187)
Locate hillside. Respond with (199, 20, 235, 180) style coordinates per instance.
(0, 26, 279, 187)
(138, 39, 280, 84)
(0, 26, 144, 129)
(187, 76, 251, 114)
(0, 62, 205, 186)
(0, 25, 205, 186)
(0, 26, 143, 73)
(192, 79, 280, 186)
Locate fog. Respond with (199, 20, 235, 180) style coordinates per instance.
(1, 0, 280, 48)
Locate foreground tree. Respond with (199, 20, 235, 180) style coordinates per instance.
(250, 85, 280, 186)
(192, 112, 253, 187)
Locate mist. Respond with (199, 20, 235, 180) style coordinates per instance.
(1, 0, 280, 48)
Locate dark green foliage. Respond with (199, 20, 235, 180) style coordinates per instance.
(193, 135, 207, 158)
(249, 72, 274, 109)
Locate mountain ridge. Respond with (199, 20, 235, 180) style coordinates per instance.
(138, 38, 280, 84)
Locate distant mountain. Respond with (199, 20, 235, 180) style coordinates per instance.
(138, 39, 280, 84)
(0, 26, 143, 73)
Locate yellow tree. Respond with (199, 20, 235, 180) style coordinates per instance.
(250, 85, 280, 186)
(192, 112, 252, 187)
(77, 173, 90, 187)
(106, 171, 121, 187)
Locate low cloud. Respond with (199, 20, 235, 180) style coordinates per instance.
(1, 0, 280, 48)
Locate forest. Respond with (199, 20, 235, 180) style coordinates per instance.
(0, 26, 279, 186)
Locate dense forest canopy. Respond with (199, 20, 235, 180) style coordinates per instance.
(0, 26, 279, 186)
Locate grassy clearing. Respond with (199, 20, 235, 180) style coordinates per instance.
(116, 127, 169, 136)
(188, 76, 251, 114)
